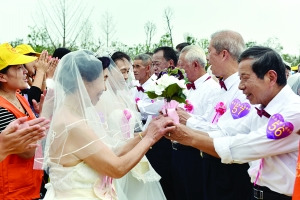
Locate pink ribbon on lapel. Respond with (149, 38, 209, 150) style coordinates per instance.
(135, 97, 140, 103)
(212, 102, 226, 124)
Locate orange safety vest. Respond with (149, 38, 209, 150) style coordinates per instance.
(293, 143, 300, 200)
(0, 92, 43, 200)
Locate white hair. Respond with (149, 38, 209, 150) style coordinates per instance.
(181, 45, 207, 67)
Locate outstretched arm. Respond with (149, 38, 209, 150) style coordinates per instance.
(80, 116, 175, 178)
(165, 123, 220, 158)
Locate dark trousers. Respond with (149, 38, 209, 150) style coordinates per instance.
(146, 137, 174, 200)
(251, 185, 292, 200)
(171, 143, 204, 200)
(202, 153, 252, 200)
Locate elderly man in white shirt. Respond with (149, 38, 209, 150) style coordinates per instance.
(132, 54, 164, 125)
(176, 30, 254, 200)
(167, 46, 299, 200)
(171, 45, 220, 200)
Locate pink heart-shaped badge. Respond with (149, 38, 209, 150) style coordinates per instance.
(230, 99, 251, 119)
(266, 113, 294, 140)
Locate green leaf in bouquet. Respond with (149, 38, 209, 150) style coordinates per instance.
(165, 83, 181, 98)
(145, 91, 158, 99)
(178, 91, 187, 100)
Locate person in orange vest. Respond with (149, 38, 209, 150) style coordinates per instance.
(0, 43, 49, 199)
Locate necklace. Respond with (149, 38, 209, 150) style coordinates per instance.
(0, 93, 23, 111)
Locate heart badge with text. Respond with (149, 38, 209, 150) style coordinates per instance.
(230, 99, 251, 119)
(266, 113, 294, 139)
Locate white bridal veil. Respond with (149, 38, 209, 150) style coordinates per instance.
(41, 50, 128, 167)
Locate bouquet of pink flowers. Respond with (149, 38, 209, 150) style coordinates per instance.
(145, 66, 188, 123)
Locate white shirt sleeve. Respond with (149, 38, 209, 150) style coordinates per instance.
(214, 109, 300, 164)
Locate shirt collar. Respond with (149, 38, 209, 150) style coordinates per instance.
(194, 73, 210, 87)
(142, 75, 156, 88)
(223, 72, 239, 91)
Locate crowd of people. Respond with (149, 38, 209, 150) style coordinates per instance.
(0, 29, 299, 200)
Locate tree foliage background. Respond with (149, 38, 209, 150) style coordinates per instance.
(8, 0, 300, 67)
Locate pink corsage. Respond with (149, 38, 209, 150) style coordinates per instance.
(212, 102, 226, 124)
(184, 100, 194, 113)
(135, 97, 141, 103)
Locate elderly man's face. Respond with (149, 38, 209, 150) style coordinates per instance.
(133, 59, 149, 82)
(238, 59, 272, 106)
(178, 52, 194, 82)
(207, 42, 224, 77)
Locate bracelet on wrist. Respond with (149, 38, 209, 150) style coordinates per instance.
(138, 132, 143, 140)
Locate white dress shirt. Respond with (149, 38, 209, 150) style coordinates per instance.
(213, 86, 300, 196)
(133, 75, 164, 121)
(187, 72, 253, 132)
(182, 73, 220, 116)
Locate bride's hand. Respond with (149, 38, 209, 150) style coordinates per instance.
(143, 116, 175, 145)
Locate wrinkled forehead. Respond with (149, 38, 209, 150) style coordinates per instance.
(133, 59, 147, 66)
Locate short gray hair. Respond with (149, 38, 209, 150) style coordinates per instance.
(134, 54, 152, 66)
(181, 45, 207, 67)
(211, 30, 245, 61)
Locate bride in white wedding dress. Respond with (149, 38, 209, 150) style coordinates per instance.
(41, 50, 173, 200)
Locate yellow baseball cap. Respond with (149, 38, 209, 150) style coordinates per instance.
(15, 44, 41, 56)
(0, 43, 37, 71)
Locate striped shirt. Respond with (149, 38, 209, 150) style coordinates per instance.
(0, 107, 16, 132)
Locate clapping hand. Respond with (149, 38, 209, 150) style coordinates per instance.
(0, 117, 50, 160)
(46, 57, 59, 79)
(35, 50, 50, 74)
(32, 90, 46, 115)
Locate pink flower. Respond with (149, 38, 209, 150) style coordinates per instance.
(135, 97, 141, 103)
(184, 100, 194, 113)
(151, 99, 154, 103)
(215, 102, 226, 115)
(211, 102, 226, 124)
